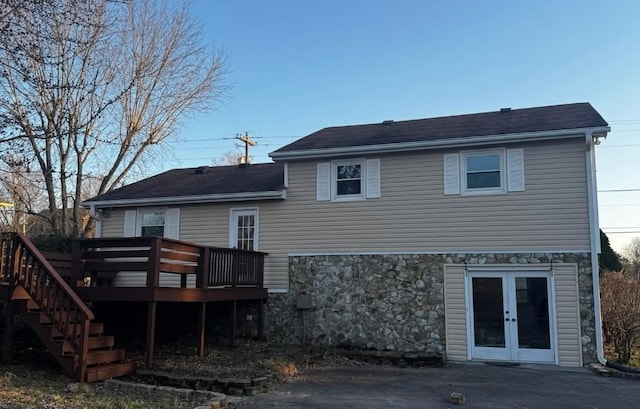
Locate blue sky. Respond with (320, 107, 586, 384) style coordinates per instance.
(161, 0, 640, 252)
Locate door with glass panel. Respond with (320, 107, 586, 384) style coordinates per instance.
(468, 271, 554, 363)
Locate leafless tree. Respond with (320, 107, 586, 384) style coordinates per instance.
(623, 237, 640, 280)
(212, 151, 245, 166)
(0, 0, 227, 237)
(0, 155, 47, 233)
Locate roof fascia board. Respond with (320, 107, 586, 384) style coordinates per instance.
(269, 126, 611, 160)
(82, 189, 287, 209)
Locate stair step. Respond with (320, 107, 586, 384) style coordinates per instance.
(86, 349, 126, 366)
(58, 335, 115, 354)
(85, 361, 136, 383)
(41, 298, 67, 310)
(39, 311, 85, 325)
(11, 286, 31, 300)
(48, 322, 104, 338)
(87, 335, 114, 350)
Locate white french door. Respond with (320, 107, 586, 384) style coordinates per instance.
(467, 271, 555, 363)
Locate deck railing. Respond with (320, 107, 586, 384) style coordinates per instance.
(207, 247, 265, 287)
(0, 233, 95, 381)
(72, 237, 266, 289)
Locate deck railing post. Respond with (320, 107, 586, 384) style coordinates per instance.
(147, 238, 161, 288)
(77, 317, 90, 382)
(71, 240, 82, 287)
(232, 250, 239, 288)
(197, 247, 210, 289)
(257, 254, 264, 287)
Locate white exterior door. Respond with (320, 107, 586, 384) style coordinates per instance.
(467, 271, 555, 363)
(229, 208, 258, 251)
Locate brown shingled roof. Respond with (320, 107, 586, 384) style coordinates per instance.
(272, 103, 608, 154)
(86, 162, 284, 203)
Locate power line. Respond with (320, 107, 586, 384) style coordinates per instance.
(600, 203, 640, 207)
(601, 227, 640, 230)
(598, 189, 640, 193)
(598, 144, 640, 148)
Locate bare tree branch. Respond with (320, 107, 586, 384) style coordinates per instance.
(0, 0, 228, 237)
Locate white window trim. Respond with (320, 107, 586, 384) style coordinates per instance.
(461, 149, 506, 195)
(331, 158, 365, 202)
(229, 208, 259, 251)
(137, 208, 168, 237)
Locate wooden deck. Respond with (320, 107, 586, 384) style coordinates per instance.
(68, 237, 268, 303)
(0, 234, 269, 377)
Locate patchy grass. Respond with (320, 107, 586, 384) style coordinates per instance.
(604, 343, 640, 368)
(0, 364, 186, 409)
(0, 341, 365, 408)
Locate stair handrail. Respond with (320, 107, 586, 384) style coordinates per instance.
(5, 232, 94, 380)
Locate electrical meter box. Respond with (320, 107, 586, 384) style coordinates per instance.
(296, 292, 311, 309)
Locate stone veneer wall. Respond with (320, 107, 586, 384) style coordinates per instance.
(265, 252, 597, 363)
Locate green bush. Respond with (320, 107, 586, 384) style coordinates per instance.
(30, 235, 74, 252)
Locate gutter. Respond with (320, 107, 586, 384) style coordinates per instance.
(270, 126, 611, 160)
(585, 130, 607, 366)
(82, 189, 287, 209)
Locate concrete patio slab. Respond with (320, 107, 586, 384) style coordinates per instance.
(240, 363, 639, 409)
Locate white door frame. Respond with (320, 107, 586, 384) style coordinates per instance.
(465, 268, 557, 364)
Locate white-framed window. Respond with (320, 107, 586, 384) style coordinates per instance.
(140, 210, 165, 237)
(462, 150, 505, 194)
(316, 158, 381, 202)
(334, 159, 364, 200)
(229, 208, 259, 251)
(123, 208, 180, 239)
(444, 148, 524, 196)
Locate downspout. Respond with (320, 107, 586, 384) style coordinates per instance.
(585, 131, 606, 365)
(89, 204, 102, 239)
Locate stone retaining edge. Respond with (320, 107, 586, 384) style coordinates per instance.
(104, 379, 232, 409)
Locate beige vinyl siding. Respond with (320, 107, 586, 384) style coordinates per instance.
(444, 265, 468, 361)
(553, 264, 582, 367)
(98, 137, 589, 291)
(101, 210, 125, 237)
(282, 138, 589, 252)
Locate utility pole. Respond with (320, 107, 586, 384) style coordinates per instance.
(235, 132, 256, 164)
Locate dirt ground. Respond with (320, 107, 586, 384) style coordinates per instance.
(0, 335, 366, 409)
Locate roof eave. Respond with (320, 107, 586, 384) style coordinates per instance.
(82, 189, 287, 209)
(269, 126, 611, 161)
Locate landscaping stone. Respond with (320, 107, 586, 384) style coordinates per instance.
(131, 369, 273, 396)
(104, 379, 231, 409)
(450, 392, 466, 405)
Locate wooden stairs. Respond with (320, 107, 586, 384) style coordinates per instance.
(1, 233, 135, 382)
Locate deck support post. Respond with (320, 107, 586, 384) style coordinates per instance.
(257, 299, 264, 340)
(198, 302, 206, 357)
(145, 301, 157, 367)
(230, 300, 237, 348)
(1, 297, 13, 363)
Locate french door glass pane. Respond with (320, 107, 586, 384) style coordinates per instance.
(236, 215, 255, 250)
(515, 277, 550, 349)
(472, 277, 505, 347)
